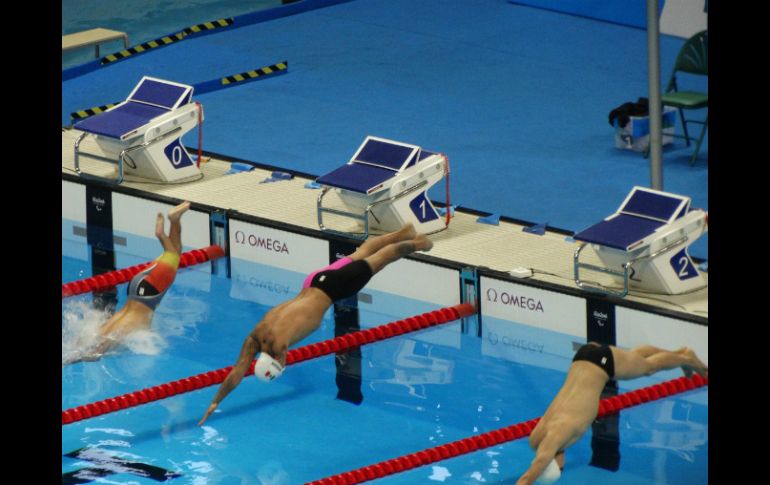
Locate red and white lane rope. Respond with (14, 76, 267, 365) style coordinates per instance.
(62, 245, 225, 298)
(305, 374, 708, 485)
(62, 303, 476, 425)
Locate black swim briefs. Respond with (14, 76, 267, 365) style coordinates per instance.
(309, 259, 374, 302)
(572, 343, 615, 379)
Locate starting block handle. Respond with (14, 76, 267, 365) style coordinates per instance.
(317, 180, 430, 240)
(74, 126, 184, 185)
(573, 234, 693, 298)
(316, 187, 370, 240)
(573, 243, 632, 297)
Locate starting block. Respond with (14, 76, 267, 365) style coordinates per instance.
(316, 136, 449, 238)
(573, 186, 707, 297)
(73, 76, 203, 184)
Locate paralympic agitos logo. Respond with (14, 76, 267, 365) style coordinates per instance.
(485, 287, 544, 312)
(234, 230, 289, 254)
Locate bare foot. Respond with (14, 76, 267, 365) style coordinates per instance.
(168, 201, 191, 224)
(413, 234, 433, 252)
(398, 223, 417, 241)
(682, 348, 708, 379)
(154, 213, 165, 238)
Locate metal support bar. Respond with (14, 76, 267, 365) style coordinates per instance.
(73, 126, 183, 184)
(317, 180, 429, 240)
(573, 234, 690, 297)
(647, 0, 663, 190)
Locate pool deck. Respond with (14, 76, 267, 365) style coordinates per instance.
(62, 127, 708, 320)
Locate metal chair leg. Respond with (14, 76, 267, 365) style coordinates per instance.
(690, 114, 708, 166)
(678, 108, 691, 147)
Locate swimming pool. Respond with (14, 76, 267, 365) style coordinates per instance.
(61, 232, 707, 484)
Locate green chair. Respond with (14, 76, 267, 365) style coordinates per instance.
(662, 30, 708, 165)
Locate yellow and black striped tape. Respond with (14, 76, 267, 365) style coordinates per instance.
(183, 18, 233, 35)
(101, 18, 233, 65)
(70, 103, 118, 121)
(221, 62, 288, 85)
(101, 32, 186, 64)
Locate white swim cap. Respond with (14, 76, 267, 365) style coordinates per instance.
(253, 353, 285, 382)
(536, 458, 561, 484)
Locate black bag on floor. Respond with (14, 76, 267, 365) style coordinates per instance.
(608, 97, 649, 128)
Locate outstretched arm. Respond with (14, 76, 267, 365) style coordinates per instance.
(517, 435, 562, 485)
(199, 331, 260, 426)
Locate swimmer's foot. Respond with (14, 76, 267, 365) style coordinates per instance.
(682, 348, 708, 379)
(155, 212, 165, 238)
(168, 201, 191, 223)
(413, 234, 433, 252)
(397, 223, 417, 241)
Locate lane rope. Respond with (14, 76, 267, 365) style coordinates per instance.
(62, 245, 225, 298)
(306, 374, 708, 484)
(62, 303, 476, 425)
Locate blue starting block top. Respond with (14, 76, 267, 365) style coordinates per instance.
(316, 136, 437, 194)
(130, 78, 192, 109)
(75, 102, 169, 139)
(621, 189, 689, 222)
(574, 187, 690, 251)
(355, 138, 417, 170)
(574, 214, 666, 251)
(75, 76, 193, 140)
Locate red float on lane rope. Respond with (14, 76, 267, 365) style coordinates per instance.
(305, 374, 707, 484)
(62, 245, 225, 298)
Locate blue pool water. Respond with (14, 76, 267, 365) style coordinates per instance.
(62, 236, 707, 484)
(62, 0, 282, 69)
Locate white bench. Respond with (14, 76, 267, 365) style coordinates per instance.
(62, 28, 129, 58)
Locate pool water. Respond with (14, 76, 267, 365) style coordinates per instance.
(61, 237, 707, 484)
(62, 0, 282, 69)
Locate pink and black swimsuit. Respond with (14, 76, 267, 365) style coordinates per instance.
(303, 257, 374, 301)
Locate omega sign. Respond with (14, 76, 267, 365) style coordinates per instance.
(234, 230, 289, 254)
(486, 287, 544, 312)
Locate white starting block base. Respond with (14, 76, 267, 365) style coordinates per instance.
(583, 235, 707, 295)
(574, 186, 708, 297)
(317, 136, 449, 238)
(73, 77, 203, 184)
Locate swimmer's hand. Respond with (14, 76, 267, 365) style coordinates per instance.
(62, 351, 103, 366)
(198, 403, 218, 426)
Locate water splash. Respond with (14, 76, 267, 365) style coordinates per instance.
(61, 299, 113, 365)
(62, 289, 208, 365)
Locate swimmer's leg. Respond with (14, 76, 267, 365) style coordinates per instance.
(614, 346, 707, 379)
(156, 201, 191, 254)
(166, 201, 190, 253)
(348, 224, 417, 261)
(362, 235, 433, 274)
(629, 345, 686, 358)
